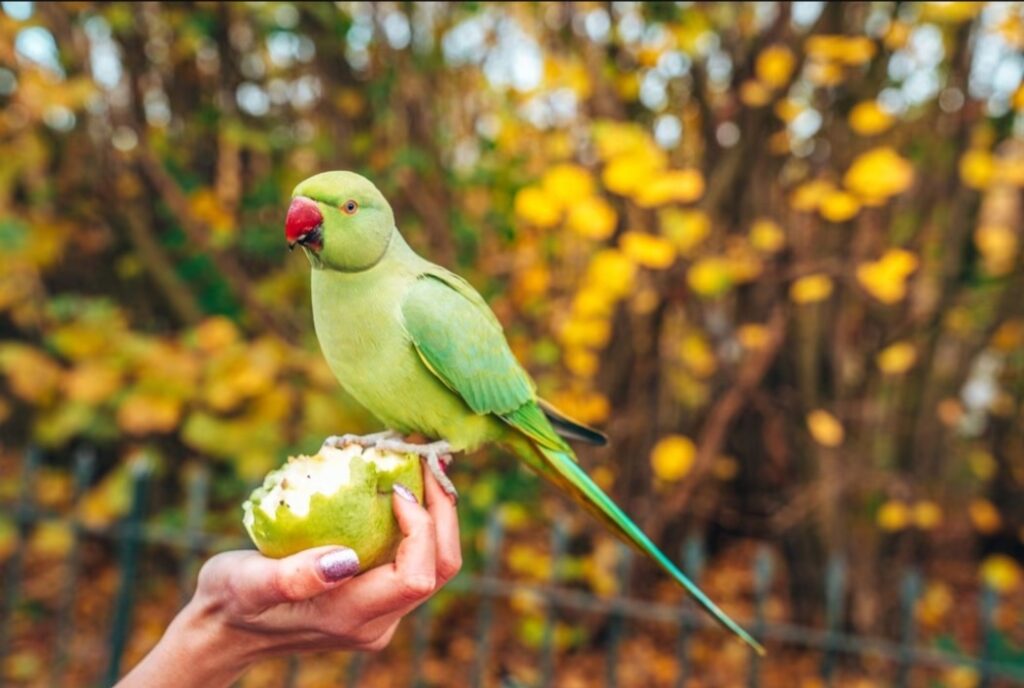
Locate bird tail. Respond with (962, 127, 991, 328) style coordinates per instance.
(512, 438, 765, 656)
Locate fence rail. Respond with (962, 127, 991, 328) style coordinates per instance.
(0, 446, 1021, 687)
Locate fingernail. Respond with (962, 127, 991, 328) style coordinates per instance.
(318, 548, 360, 582)
(393, 482, 417, 504)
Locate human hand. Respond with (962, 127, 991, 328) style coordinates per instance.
(117, 468, 461, 688)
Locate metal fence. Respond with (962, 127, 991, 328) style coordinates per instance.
(1, 446, 1022, 687)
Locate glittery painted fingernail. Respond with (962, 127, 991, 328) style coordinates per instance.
(318, 548, 360, 582)
(393, 482, 417, 504)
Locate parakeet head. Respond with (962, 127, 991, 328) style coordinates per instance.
(286, 171, 395, 270)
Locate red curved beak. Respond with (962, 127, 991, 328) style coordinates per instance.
(285, 197, 324, 250)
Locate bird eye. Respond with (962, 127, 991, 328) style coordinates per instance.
(342, 200, 358, 215)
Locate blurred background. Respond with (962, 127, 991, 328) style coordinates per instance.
(1, 1, 1023, 686)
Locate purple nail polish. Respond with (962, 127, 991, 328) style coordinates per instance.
(319, 548, 360, 582)
(393, 482, 417, 504)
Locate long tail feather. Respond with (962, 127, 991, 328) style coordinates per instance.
(516, 439, 765, 655)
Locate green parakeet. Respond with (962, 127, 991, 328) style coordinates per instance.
(284, 170, 763, 654)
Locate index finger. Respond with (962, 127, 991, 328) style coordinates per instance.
(333, 485, 438, 618)
(423, 466, 461, 583)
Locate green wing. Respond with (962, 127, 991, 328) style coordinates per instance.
(401, 272, 535, 416)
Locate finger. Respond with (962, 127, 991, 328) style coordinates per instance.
(229, 545, 361, 609)
(422, 467, 461, 582)
(337, 484, 437, 617)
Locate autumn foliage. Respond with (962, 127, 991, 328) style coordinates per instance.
(1, 2, 1023, 685)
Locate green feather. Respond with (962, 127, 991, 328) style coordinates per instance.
(511, 434, 765, 656)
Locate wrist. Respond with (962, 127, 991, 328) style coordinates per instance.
(118, 596, 256, 688)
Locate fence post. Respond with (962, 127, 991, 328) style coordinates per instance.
(103, 458, 152, 686)
(605, 543, 633, 688)
(51, 446, 96, 688)
(539, 521, 567, 687)
(747, 545, 773, 688)
(819, 554, 846, 685)
(978, 584, 997, 688)
(0, 446, 40, 670)
(409, 595, 435, 688)
(470, 509, 504, 687)
(178, 462, 210, 604)
(674, 534, 706, 688)
(895, 568, 921, 688)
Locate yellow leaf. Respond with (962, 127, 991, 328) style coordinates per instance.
(749, 219, 786, 253)
(724, 242, 763, 284)
(633, 169, 705, 207)
(877, 341, 917, 375)
(650, 435, 696, 482)
(619, 231, 677, 269)
(990, 319, 1024, 352)
(548, 390, 610, 425)
(514, 185, 561, 228)
(959, 149, 996, 189)
(64, 361, 122, 404)
(912, 501, 943, 530)
(592, 121, 653, 161)
(969, 499, 1002, 534)
(917, 582, 953, 626)
(586, 249, 636, 297)
(848, 101, 894, 136)
(687, 257, 733, 297)
(974, 225, 1018, 276)
(790, 274, 834, 304)
(790, 179, 836, 212)
(740, 79, 772, 107)
(844, 147, 914, 202)
(807, 409, 844, 447)
(194, 316, 240, 353)
(921, 2, 983, 23)
(572, 287, 615, 318)
(559, 318, 612, 349)
(602, 148, 667, 196)
(681, 333, 717, 378)
(884, 21, 911, 50)
(0, 344, 62, 405)
(806, 35, 876, 65)
(567, 195, 617, 240)
(29, 520, 73, 559)
(774, 98, 805, 123)
(117, 392, 182, 435)
(659, 208, 710, 255)
(980, 554, 1021, 593)
(737, 324, 769, 350)
(856, 249, 919, 304)
(755, 44, 796, 89)
(565, 348, 599, 378)
(542, 164, 595, 208)
(877, 500, 910, 531)
(944, 667, 980, 688)
(819, 190, 861, 222)
(513, 264, 550, 302)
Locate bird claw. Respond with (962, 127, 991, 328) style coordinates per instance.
(375, 439, 458, 501)
(321, 433, 458, 501)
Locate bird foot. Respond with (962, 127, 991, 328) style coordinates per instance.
(321, 430, 401, 451)
(321, 433, 458, 500)
(375, 439, 457, 501)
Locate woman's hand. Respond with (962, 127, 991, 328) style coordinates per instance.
(117, 468, 461, 688)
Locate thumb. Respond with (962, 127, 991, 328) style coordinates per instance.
(249, 545, 362, 607)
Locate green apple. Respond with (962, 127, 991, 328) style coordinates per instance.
(242, 443, 423, 567)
